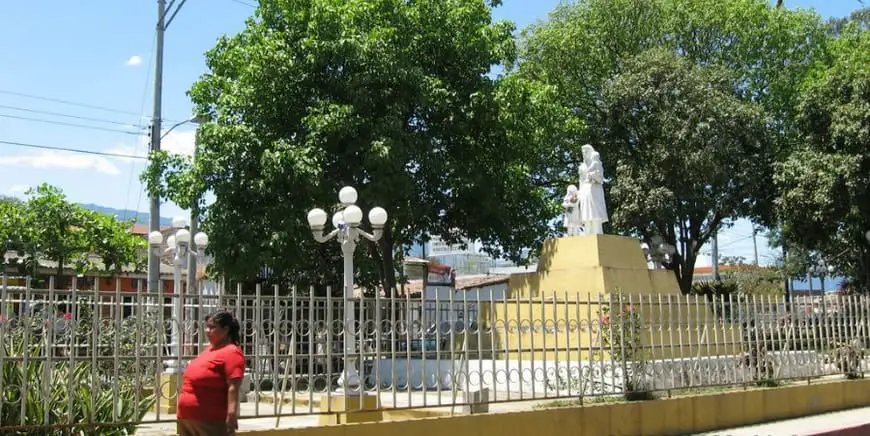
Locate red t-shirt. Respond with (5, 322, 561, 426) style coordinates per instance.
(177, 343, 246, 420)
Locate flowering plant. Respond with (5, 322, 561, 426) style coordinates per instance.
(598, 303, 643, 362)
(598, 300, 652, 399)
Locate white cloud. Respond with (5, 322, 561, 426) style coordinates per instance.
(104, 144, 147, 164)
(8, 184, 29, 195)
(0, 151, 120, 176)
(160, 130, 196, 156)
(0, 130, 195, 179)
(108, 128, 196, 161)
(125, 55, 143, 67)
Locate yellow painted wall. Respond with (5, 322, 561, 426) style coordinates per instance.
(479, 235, 727, 360)
(239, 379, 870, 436)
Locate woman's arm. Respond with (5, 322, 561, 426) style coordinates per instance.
(226, 378, 242, 433)
(224, 347, 246, 434)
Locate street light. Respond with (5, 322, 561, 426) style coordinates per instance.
(307, 186, 388, 395)
(809, 258, 834, 293)
(148, 217, 209, 374)
(642, 235, 676, 270)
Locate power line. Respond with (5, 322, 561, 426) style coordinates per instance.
(0, 104, 139, 127)
(0, 90, 184, 124)
(0, 113, 142, 135)
(0, 140, 147, 160)
(126, 31, 159, 221)
(0, 90, 144, 117)
(227, 0, 257, 7)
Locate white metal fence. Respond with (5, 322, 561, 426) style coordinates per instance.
(0, 277, 868, 433)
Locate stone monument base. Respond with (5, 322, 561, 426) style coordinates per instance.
(155, 372, 180, 415)
(318, 394, 383, 425)
(508, 234, 681, 297)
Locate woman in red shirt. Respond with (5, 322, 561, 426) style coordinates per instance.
(177, 311, 246, 436)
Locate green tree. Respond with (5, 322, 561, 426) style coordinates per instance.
(0, 196, 26, 257)
(143, 0, 577, 292)
(776, 24, 870, 291)
(23, 184, 90, 278)
(828, 6, 870, 36)
(516, 0, 827, 292)
(2, 185, 147, 279)
(599, 49, 768, 293)
(81, 210, 147, 275)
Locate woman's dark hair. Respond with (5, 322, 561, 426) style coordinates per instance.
(207, 311, 241, 345)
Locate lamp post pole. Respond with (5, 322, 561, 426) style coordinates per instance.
(307, 186, 388, 395)
(642, 236, 676, 270)
(148, 218, 209, 374)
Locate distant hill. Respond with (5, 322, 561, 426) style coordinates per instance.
(78, 203, 172, 226)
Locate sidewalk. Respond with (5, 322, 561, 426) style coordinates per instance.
(698, 407, 870, 436)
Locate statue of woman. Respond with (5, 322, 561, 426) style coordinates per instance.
(578, 146, 609, 235)
(562, 184, 582, 236)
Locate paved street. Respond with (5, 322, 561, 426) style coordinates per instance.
(698, 407, 870, 436)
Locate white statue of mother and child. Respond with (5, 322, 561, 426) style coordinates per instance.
(563, 144, 609, 236)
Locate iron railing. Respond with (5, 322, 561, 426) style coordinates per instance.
(0, 277, 868, 433)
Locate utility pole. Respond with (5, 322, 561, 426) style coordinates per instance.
(147, 0, 189, 295)
(712, 231, 720, 281)
(752, 227, 759, 266)
(147, 0, 166, 296)
(187, 139, 199, 295)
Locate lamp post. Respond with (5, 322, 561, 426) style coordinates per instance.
(307, 186, 388, 395)
(642, 235, 676, 270)
(148, 217, 209, 373)
(809, 258, 833, 294)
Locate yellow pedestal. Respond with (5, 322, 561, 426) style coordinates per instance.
(483, 234, 718, 361)
(318, 394, 383, 425)
(155, 372, 181, 415)
(508, 234, 682, 297)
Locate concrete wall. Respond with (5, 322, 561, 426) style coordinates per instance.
(372, 351, 831, 394)
(239, 378, 870, 436)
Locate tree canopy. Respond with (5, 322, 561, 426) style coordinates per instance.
(141, 0, 870, 294)
(515, 0, 827, 292)
(0, 184, 145, 278)
(775, 23, 870, 292)
(600, 49, 768, 292)
(143, 0, 577, 293)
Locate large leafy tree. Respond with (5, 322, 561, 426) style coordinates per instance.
(143, 0, 577, 293)
(601, 49, 768, 292)
(81, 210, 146, 275)
(776, 24, 870, 292)
(516, 0, 826, 291)
(0, 185, 146, 278)
(23, 184, 91, 277)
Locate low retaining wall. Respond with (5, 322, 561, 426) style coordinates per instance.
(239, 378, 870, 436)
(374, 351, 830, 395)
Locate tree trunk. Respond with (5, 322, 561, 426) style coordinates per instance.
(378, 227, 397, 298)
(676, 249, 698, 295)
(56, 256, 64, 286)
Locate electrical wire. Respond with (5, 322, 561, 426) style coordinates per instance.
(0, 140, 147, 160)
(0, 90, 184, 124)
(126, 32, 159, 221)
(0, 90, 145, 117)
(227, 0, 257, 7)
(0, 104, 139, 127)
(0, 113, 142, 135)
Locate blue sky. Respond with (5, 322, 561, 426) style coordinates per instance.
(0, 0, 861, 268)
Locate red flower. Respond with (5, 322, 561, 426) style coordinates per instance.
(600, 315, 610, 325)
(63, 312, 72, 320)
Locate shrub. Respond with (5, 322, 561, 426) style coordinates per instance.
(599, 301, 653, 401)
(0, 300, 156, 435)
